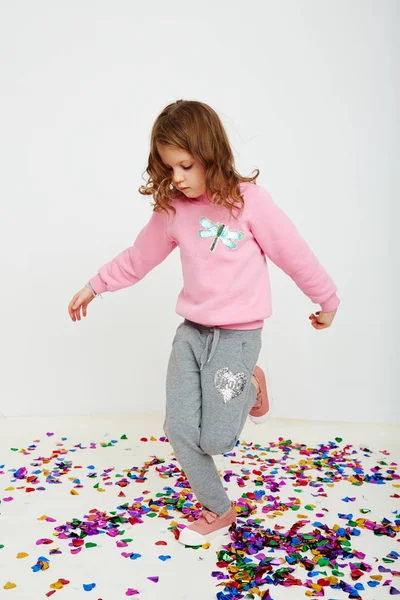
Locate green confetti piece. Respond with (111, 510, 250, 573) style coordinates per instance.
(348, 520, 358, 526)
(382, 558, 395, 563)
(11, 448, 18, 452)
(85, 542, 97, 548)
(120, 434, 128, 439)
(93, 483, 99, 489)
(304, 505, 314, 510)
(318, 558, 330, 566)
(332, 569, 344, 577)
(335, 437, 343, 443)
(0, 545, 4, 550)
(147, 513, 157, 518)
(294, 489, 303, 493)
(360, 508, 371, 514)
(290, 505, 300, 511)
(121, 538, 133, 543)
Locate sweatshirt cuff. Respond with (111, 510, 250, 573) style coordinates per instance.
(319, 293, 341, 313)
(88, 274, 108, 295)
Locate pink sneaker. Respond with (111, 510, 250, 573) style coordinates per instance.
(178, 501, 236, 546)
(249, 365, 271, 424)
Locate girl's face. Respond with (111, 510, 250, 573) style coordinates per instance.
(157, 143, 207, 198)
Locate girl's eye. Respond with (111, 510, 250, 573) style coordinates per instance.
(167, 165, 192, 171)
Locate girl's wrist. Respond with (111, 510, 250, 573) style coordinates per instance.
(86, 281, 102, 299)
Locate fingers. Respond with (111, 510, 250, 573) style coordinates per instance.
(68, 296, 78, 321)
(309, 313, 329, 329)
(69, 293, 84, 322)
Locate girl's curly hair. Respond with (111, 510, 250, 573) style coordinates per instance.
(138, 100, 260, 220)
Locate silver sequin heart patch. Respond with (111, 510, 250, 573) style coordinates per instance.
(214, 367, 247, 403)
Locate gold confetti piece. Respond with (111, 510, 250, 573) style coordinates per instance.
(16, 552, 29, 559)
(38, 515, 48, 521)
(97, 488, 105, 492)
(5, 487, 14, 491)
(4, 582, 17, 589)
(150, 436, 157, 441)
(50, 580, 64, 589)
(202, 542, 210, 549)
(70, 489, 79, 496)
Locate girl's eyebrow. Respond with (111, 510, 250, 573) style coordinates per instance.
(163, 159, 192, 166)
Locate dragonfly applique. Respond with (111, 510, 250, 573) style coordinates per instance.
(198, 217, 244, 253)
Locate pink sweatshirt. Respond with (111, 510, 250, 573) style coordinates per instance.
(89, 182, 340, 330)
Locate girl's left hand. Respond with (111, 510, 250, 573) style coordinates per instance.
(309, 308, 337, 329)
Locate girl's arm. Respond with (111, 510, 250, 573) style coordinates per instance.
(250, 186, 340, 313)
(89, 210, 177, 295)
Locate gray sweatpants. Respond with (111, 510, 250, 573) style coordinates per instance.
(163, 318, 263, 516)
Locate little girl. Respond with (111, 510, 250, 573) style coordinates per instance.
(68, 99, 340, 547)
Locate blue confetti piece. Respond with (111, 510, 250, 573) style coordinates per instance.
(130, 553, 142, 560)
(158, 555, 171, 561)
(83, 583, 96, 591)
(354, 583, 365, 590)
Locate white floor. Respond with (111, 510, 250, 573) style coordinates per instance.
(0, 414, 399, 600)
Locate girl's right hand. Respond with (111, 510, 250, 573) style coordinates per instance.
(68, 285, 96, 322)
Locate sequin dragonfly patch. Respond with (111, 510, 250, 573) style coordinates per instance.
(198, 217, 244, 253)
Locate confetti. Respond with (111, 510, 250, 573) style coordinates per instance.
(83, 583, 96, 591)
(2, 433, 399, 599)
(3, 582, 17, 590)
